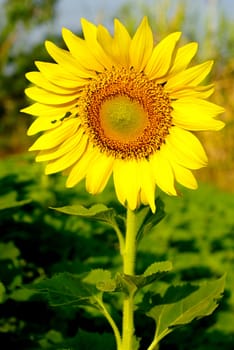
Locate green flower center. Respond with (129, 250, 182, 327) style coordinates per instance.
(100, 96, 148, 142)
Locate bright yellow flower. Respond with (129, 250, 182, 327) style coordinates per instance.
(22, 17, 224, 212)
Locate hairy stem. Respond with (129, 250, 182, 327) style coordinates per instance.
(121, 207, 138, 350)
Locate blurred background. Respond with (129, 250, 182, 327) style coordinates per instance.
(0, 0, 233, 190)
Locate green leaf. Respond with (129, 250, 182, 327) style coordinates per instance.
(38, 329, 64, 348)
(96, 278, 117, 292)
(144, 261, 173, 278)
(132, 335, 141, 350)
(0, 281, 6, 303)
(83, 269, 116, 293)
(147, 275, 226, 344)
(136, 197, 166, 240)
(51, 203, 120, 228)
(115, 261, 172, 295)
(28, 270, 112, 310)
(9, 288, 35, 301)
(115, 273, 138, 296)
(0, 241, 20, 261)
(0, 192, 31, 210)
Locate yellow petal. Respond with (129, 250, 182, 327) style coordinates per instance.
(138, 159, 156, 212)
(21, 102, 77, 117)
(26, 72, 76, 94)
(113, 19, 131, 66)
(81, 18, 114, 69)
(35, 61, 86, 89)
(86, 153, 114, 194)
(97, 20, 131, 66)
(172, 98, 225, 131)
(169, 84, 215, 99)
(45, 133, 88, 174)
(171, 161, 198, 189)
(129, 17, 153, 71)
(66, 144, 98, 188)
(144, 32, 181, 80)
(96, 24, 113, 56)
(36, 126, 83, 162)
(25, 87, 79, 105)
(113, 159, 140, 211)
(27, 116, 62, 135)
(81, 18, 98, 42)
(62, 27, 104, 72)
(168, 42, 198, 75)
(29, 118, 79, 150)
(166, 60, 213, 91)
(45, 40, 95, 79)
(166, 126, 208, 169)
(150, 147, 177, 195)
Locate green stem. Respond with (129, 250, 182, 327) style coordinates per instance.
(121, 207, 138, 350)
(98, 299, 122, 350)
(147, 339, 160, 350)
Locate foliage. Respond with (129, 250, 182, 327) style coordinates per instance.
(0, 154, 233, 349)
(0, 0, 59, 155)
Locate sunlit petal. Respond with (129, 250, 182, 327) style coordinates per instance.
(129, 17, 153, 71)
(145, 32, 181, 79)
(113, 159, 140, 211)
(172, 98, 225, 131)
(166, 60, 213, 91)
(86, 153, 115, 193)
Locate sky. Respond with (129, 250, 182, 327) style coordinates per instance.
(46, 0, 234, 49)
(55, 0, 234, 32)
(1, 0, 234, 48)
(55, 0, 127, 30)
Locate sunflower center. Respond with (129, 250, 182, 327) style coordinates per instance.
(100, 96, 148, 142)
(78, 67, 172, 159)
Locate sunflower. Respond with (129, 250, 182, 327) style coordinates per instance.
(22, 17, 224, 212)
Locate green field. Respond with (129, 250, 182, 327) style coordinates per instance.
(0, 154, 233, 349)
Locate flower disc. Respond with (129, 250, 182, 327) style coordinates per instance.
(78, 67, 172, 159)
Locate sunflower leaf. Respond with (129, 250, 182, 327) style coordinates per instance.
(114, 262, 172, 295)
(0, 241, 20, 261)
(0, 282, 6, 303)
(51, 203, 120, 227)
(27, 270, 112, 310)
(0, 192, 31, 211)
(144, 261, 172, 276)
(115, 273, 138, 296)
(136, 197, 166, 240)
(146, 275, 226, 344)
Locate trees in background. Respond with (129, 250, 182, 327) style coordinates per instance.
(0, 0, 57, 155)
